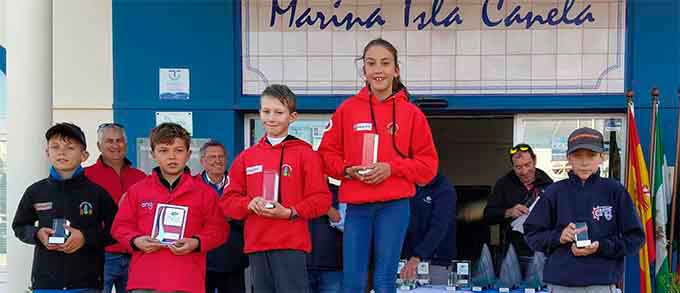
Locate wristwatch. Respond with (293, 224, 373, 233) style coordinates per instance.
(289, 207, 299, 220)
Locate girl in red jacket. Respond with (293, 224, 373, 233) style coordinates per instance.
(318, 38, 439, 293)
(221, 84, 331, 293)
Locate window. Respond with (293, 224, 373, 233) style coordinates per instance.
(514, 114, 626, 182)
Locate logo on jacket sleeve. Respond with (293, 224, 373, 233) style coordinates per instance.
(592, 206, 613, 221)
(79, 201, 94, 216)
(281, 164, 293, 177)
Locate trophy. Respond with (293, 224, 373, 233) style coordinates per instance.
(262, 170, 279, 209)
(48, 218, 70, 244)
(151, 204, 188, 245)
(497, 244, 522, 291)
(396, 259, 416, 290)
(358, 133, 379, 175)
(575, 222, 591, 248)
(447, 260, 471, 291)
(416, 261, 430, 285)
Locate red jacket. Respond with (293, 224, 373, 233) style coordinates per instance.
(318, 86, 438, 204)
(112, 170, 228, 293)
(221, 136, 331, 254)
(85, 156, 146, 254)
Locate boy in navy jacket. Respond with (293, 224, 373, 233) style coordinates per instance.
(400, 173, 457, 285)
(524, 127, 644, 292)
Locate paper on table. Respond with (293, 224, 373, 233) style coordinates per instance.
(511, 196, 540, 234)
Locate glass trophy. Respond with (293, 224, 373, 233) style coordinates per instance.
(151, 204, 188, 245)
(396, 259, 416, 290)
(497, 244, 522, 290)
(262, 170, 279, 209)
(575, 222, 591, 248)
(358, 133, 379, 175)
(48, 218, 70, 244)
(471, 244, 496, 289)
(448, 260, 471, 291)
(416, 261, 430, 285)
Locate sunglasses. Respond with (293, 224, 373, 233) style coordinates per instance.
(509, 145, 530, 155)
(98, 122, 125, 130)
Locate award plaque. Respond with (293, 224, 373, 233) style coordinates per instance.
(416, 261, 430, 285)
(396, 259, 416, 290)
(358, 133, 379, 175)
(262, 170, 279, 209)
(575, 222, 591, 248)
(448, 259, 471, 290)
(48, 218, 70, 244)
(151, 204, 188, 245)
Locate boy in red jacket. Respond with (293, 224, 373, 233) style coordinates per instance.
(221, 84, 331, 293)
(112, 122, 227, 293)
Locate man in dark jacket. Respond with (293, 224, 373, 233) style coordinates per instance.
(196, 140, 248, 293)
(484, 144, 553, 262)
(307, 180, 344, 292)
(400, 173, 457, 285)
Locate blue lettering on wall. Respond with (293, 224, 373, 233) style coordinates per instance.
(270, 0, 385, 31)
(482, 0, 595, 29)
(404, 0, 463, 30)
(269, 0, 597, 31)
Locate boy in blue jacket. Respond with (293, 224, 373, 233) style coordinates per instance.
(524, 127, 645, 293)
(400, 173, 457, 285)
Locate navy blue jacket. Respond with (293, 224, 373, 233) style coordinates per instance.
(523, 170, 645, 286)
(402, 174, 457, 266)
(307, 183, 343, 271)
(200, 171, 249, 273)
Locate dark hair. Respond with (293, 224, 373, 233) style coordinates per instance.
(509, 143, 536, 163)
(261, 84, 297, 113)
(149, 122, 191, 151)
(361, 38, 408, 95)
(45, 122, 87, 149)
(199, 139, 226, 158)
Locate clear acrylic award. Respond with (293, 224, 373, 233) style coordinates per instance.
(396, 259, 416, 290)
(48, 218, 70, 244)
(416, 261, 430, 285)
(448, 259, 471, 291)
(358, 133, 379, 175)
(151, 204, 188, 245)
(262, 170, 279, 209)
(575, 222, 591, 248)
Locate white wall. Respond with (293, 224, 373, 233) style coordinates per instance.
(53, 0, 114, 166)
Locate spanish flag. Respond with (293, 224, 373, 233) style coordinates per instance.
(626, 105, 654, 293)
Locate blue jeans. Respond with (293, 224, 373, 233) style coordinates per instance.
(103, 253, 130, 293)
(308, 270, 342, 293)
(342, 199, 410, 293)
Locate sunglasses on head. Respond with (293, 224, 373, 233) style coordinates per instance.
(509, 145, 530, 155)
(98, 122, 125, 130)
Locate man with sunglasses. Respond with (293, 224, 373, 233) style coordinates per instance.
(85, 122, 147, 293)
(483, 143, 553, 270)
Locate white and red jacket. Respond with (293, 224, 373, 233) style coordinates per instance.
(85, 156, 146, 254)
(220, 136, 331, 254)
(318, 86, 438, 204)
(112, 170, 228, 293)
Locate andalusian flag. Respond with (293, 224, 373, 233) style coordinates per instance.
(652, 113, 671, 292)
(626, 106, 654, 293)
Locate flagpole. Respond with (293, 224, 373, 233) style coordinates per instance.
(649, 88, 659, 201)
(669, 88, 680, 268)
(625, 90, 634, 189)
